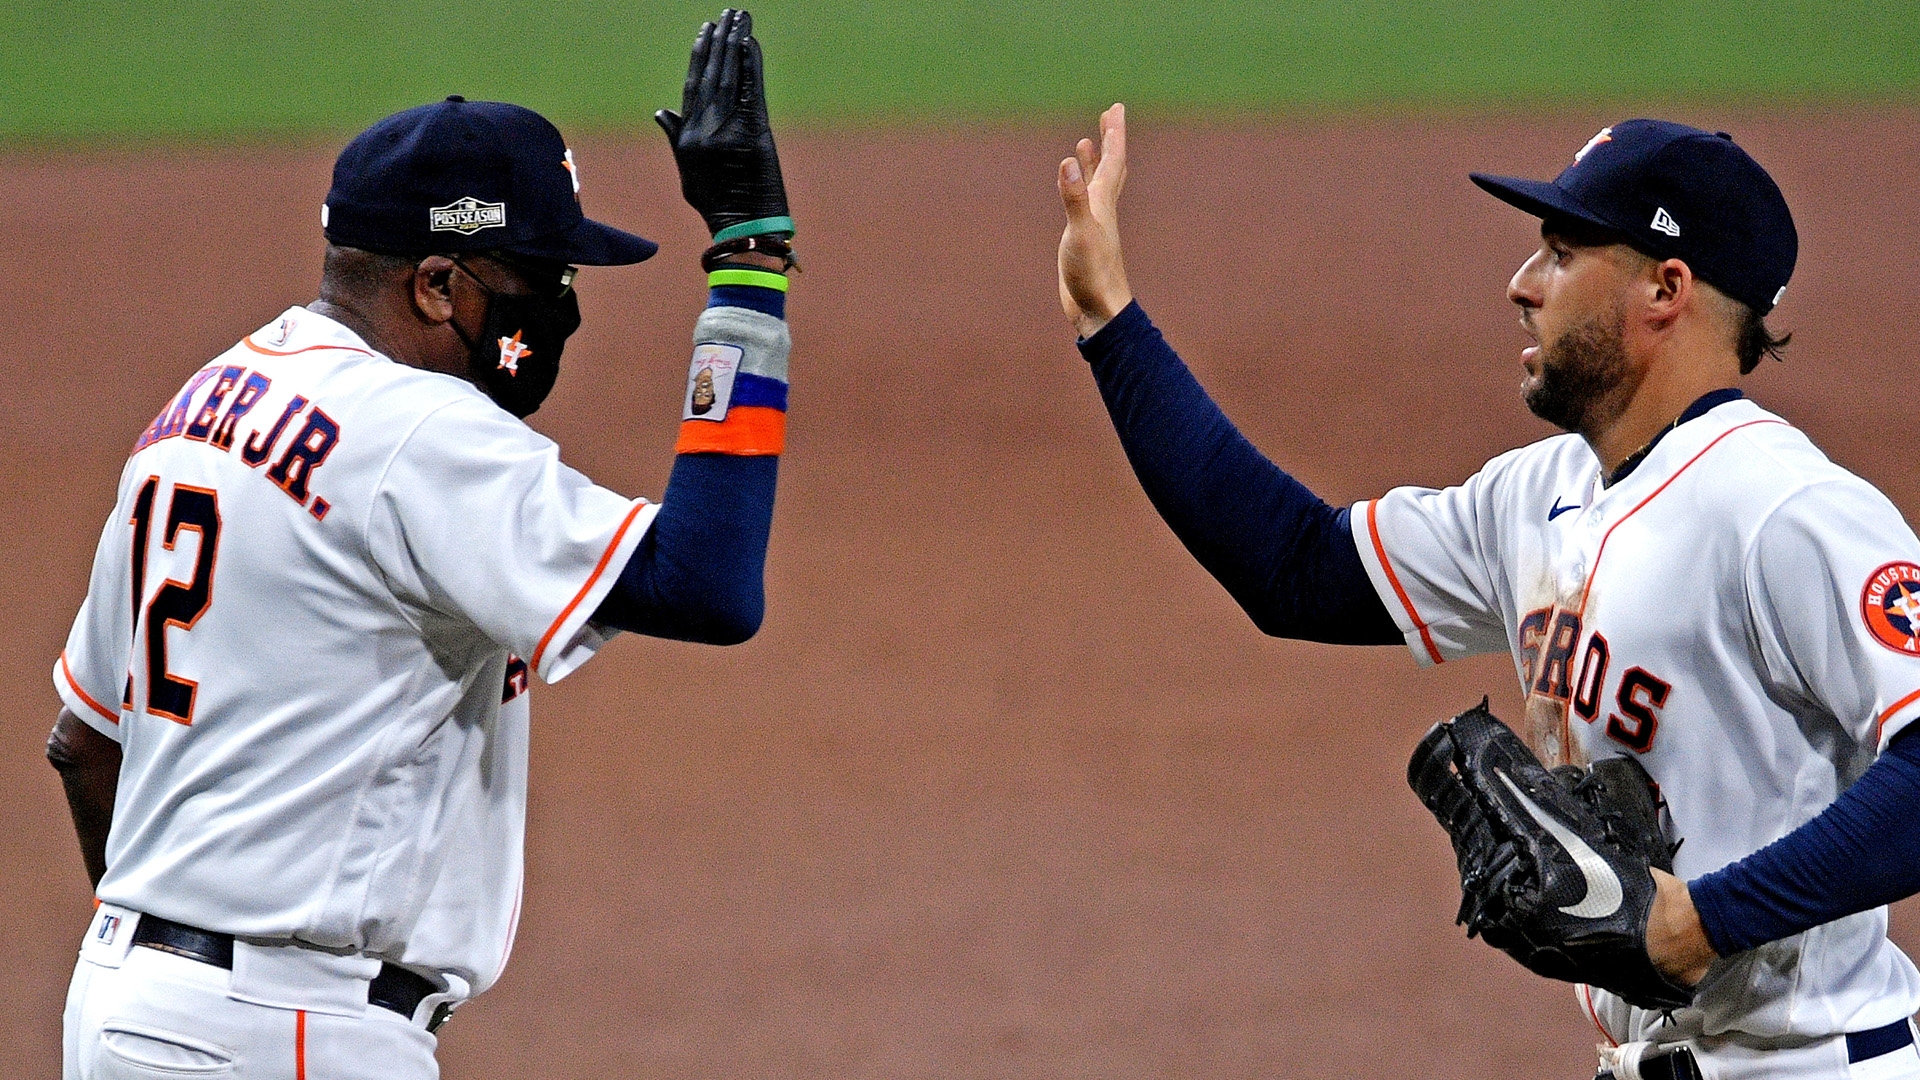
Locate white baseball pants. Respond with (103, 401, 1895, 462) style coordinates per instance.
(64, 908, 439, 1080)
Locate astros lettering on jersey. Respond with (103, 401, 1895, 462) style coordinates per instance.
(1353, 395, 1920, 1041)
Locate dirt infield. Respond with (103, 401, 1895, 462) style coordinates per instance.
(5, 110, 1920, 1079)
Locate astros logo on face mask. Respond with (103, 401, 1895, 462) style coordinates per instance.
(497, 330, 532, 375)
(1862, 561, 1920, 653)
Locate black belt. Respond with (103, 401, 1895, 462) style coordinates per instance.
(1622, 1044, 1700, 1080)
(1605, 1018, 1914, 1080)
(130, 914, 450, 1031)
(1848, 1018, 1917, 1064)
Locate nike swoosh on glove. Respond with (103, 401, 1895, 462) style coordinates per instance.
(1407, 699, 1693, 1011)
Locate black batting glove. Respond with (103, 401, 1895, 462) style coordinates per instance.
(654, 8, 792, 240)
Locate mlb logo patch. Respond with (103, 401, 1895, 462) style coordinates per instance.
(96, 913, 120, 944)
(684, 343, 743, 421)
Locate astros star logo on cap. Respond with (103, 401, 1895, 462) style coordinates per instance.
(1574, 127, 1613, 163)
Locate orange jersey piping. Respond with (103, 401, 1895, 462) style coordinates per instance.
(243, 338, 372, 359)
(1579, 983, 1617, 1047)
(1366, 499, 1444, 664)
(1558, 419, 1785, 757)
(60, 652, 118, 723)
(1877, 687, 1920, 739)
(530, 500, 652, 673)
(1574, 420, 1785, 620)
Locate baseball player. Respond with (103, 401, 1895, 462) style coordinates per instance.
(1057, 104, 1920, 1079)
(46, 10, 796, 1078)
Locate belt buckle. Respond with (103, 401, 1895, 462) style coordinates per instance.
(1595, 1041, 1699, 1080)
(426, 1000, 457, 1033)
(1660, 1046, 1702, 1080)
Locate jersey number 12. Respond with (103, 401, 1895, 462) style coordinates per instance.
(125, 476, 221, 724)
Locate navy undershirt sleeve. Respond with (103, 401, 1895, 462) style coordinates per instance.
(1078, 301, 1399, 645)
(1690, 725, 1920, 954)
(590, 453, 776, 645)
(591, 281, 784, 645)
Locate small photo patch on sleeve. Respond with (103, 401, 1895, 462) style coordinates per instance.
(684, 343, 743, 422)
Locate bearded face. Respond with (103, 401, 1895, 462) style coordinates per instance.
(1524, 304, 1632, 435)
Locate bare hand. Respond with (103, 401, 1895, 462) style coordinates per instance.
(1057, 103, 1133, 339)
(1646, 868, 1718, 987)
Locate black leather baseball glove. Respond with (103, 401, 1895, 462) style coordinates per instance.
(1407, 699, 1693, 1011)
(655, 8, 791, 239)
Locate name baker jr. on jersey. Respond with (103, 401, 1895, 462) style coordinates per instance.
(105, 330, 542, 724)
(138, 342, 340, 514)
(51, 14, 799, 1080)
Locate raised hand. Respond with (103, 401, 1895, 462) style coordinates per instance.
(1057, 103, 1133, 338)
(655, 8, 792, 240)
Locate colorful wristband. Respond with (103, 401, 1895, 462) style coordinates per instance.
(702, 235, 797, 274)
(711, 216, 796, 243)
(677, 407, 786, 455)
(707, 268, 789, 292)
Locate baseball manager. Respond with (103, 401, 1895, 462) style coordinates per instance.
(48, 10, 795, 1078)
(1058, 105, 1920, 1079)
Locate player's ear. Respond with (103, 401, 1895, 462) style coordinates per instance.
(1644, 257, 1692, 329)
(410, 256, 457, 325)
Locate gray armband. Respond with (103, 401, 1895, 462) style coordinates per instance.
(683, 306, 791, 422)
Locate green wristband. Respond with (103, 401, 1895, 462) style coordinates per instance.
(708, 268, 789, 292)
(711, 216, 796, 243)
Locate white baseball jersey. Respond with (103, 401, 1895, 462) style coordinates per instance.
(1353, 395, 1920, 1041)
(53, 307, 657, 1000)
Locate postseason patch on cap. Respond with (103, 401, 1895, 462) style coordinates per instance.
(684, 343, 743, 421)
(429, 195, 507, 235)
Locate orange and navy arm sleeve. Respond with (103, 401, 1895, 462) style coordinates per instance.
(1079, 301, 1398, 644)
(592, 279, 788, 642)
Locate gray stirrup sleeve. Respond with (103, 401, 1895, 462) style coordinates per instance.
(694, 305, 790, 382)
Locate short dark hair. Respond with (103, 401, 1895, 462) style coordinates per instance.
(320, 244, 419, 299)
(1544, 219, 1790, 376)
(1734, 303, 1790, 375)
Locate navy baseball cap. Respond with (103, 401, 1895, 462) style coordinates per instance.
(1472, 120, 1796, 314)
(323, 96, 656, 265)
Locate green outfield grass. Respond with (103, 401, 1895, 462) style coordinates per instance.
(4, 0, 1917, 138)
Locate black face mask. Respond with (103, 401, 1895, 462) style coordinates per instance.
(449, 257, 582, 418)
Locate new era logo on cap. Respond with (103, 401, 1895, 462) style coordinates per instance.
(1470, 119, 1798, 315)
